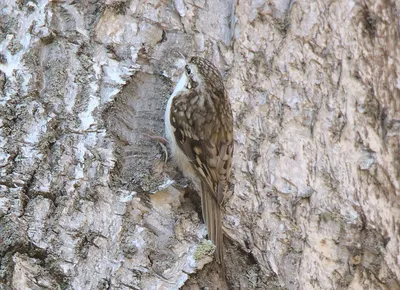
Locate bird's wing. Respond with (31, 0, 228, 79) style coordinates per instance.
(170, 88, 233, 204)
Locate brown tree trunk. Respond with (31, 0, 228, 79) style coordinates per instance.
(0, 0, 399, 289)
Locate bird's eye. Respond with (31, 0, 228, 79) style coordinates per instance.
(185, 65, 191, 75)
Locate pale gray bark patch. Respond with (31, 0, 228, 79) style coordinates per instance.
(103, 72, 172, 193)
(0, 0, 399, 289)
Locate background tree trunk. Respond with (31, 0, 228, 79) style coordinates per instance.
(0, 0, 399, 289)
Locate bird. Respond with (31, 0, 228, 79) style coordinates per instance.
(165, 56, 233, 271)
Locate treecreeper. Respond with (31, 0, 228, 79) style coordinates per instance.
(165, 56, 234, 273)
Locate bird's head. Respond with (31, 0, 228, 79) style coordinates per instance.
(184, 57, 205, 90)
(171, 56, 222, 97)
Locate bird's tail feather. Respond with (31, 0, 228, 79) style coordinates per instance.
(201, 181, 225, 272)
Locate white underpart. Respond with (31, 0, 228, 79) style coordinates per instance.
(165, 72, 188, 146)
(165, 72, 199, 180)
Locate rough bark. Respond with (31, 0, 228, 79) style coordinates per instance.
(0, 0, 399, 289)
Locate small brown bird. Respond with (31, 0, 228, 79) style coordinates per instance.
(165, 57, 233, 269)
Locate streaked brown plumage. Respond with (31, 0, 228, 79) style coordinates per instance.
(165, 57, 233, 269)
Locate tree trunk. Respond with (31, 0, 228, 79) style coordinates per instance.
(0, 0, 399, 289)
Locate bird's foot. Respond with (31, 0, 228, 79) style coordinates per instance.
(142, 129, 169, 162)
